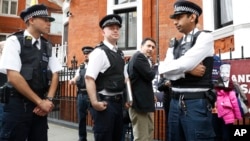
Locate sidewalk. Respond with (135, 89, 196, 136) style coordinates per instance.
(48, 122, 94, 141)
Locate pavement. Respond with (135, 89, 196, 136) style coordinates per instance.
(48, 122, 94, 141)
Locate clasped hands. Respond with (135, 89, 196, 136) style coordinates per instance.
(33, 99, 54, 116)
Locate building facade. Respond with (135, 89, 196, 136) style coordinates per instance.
(55, 0, 249, 66)
(0, 0, 62, 45)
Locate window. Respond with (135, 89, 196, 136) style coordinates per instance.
(214, 0, 233, 29)
(50, 13, 63, 35)
(63, 23, 68, 44)
(0, 34, 8, 41)
(0, 0, 17, 15)
(116, 9, 137, 50)
(109, 0, 139, 51)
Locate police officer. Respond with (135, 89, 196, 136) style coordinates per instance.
(0, 41, 6, 129)
(0, 4, 62, 141)
(85, 14, 125, 141)
(69, 46, 93, 141)
(159, 1, 215, 141)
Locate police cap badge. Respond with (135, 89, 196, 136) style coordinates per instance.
(99, 14, 122, 29)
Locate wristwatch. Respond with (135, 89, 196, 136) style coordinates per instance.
(46, 96, 54, 102)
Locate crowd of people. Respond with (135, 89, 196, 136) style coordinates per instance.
(0, 1, 249, 141)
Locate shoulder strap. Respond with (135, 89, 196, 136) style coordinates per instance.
(191, 30, 212, 46)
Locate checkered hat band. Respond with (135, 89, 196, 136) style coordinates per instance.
(24, 10, 49, 22)
(175, 6, 199, 16)
(102, 17, 120, 27)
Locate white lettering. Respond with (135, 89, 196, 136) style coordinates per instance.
(234, 129, 247, 136)
(155, 102, 163, 108)
(231, 74, 250, 83)
(234, 129, 241, 136)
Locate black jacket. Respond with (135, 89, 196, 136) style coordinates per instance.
(128, 51, 155, 112)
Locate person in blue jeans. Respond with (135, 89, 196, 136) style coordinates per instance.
(69, 46, 93, 141)
(0, 42, 7, 128)
(0, 73, 7, 128)
(159, 1, 215, 140)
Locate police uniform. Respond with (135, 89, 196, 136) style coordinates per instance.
(159, 1, 215, 141)
(85, 14, 125, 141)
(0, 4, 62, 141)
(75, 46, 93, 141)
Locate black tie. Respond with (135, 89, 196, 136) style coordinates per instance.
(33, 40, 38, 48)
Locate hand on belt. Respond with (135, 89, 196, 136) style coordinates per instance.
(99, 94, 122, 103)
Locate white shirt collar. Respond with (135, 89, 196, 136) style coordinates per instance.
(24, 30, 41, 49)
(103, 40, 118, 52)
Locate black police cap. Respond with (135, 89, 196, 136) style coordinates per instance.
(99, 14, 122, 29)
(20, 4, 55, 22)
(82, 46, 94, 54)
(170, 0, 202, 19)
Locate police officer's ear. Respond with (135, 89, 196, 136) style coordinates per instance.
(190, 14, 196, 22)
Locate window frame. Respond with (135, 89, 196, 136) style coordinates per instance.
(214, 0, 233, 29)
(0, 0, 18, 15)
(107, 0, 141, 56)
(115, 7, 137, 50)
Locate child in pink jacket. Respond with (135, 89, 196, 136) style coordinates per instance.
(216, 88, 242, 124)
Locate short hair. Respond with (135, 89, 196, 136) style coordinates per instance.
(141, 37, 156, 46)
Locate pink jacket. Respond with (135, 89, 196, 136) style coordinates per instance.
(216, 88, 242, 124)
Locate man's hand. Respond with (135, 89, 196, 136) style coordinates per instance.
(188, 63, 206, 77)
(69, 79, 76, 85)
(91, 101, 108, 111)
(34, 100, 54, 115)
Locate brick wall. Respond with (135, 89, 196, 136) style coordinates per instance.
(67, 0, 106, 65)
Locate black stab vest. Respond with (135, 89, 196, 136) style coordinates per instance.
(95, 43, 125, 92)
(76, 63, 86, 89)
(172, 31, 214, 89)
(14, 31, 50, 93)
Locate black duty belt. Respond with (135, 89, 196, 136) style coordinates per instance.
(77, 88, 87, 95)
(171, 91, 206, 100)
(99, 94, 122, 103)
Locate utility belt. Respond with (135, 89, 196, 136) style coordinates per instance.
(0, 86, 45, 103)
(77, 88, 88, 95)
(171, 89, 217, 111)
(98, 94, 122, 103)
(171, 91, 207, 100)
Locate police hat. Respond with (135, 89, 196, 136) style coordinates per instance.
(170, 0, 202, 19)
(82, 46, 94, 54)
(20, 4, 55, 23)
(99, 14, 122, 29)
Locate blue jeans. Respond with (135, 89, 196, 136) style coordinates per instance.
(0, 103, 3, 129)
(168, 98, 215, 141)
(77, 93, 89, 141)
(0, 97, 48, 141)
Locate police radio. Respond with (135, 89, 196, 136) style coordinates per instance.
(169, 37, 178, 48)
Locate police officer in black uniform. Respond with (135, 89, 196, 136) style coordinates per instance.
(69, 46, 93, 141)
(0, 41, 6, 129)
(0, 4, 62, 141)
(159, 1, 215, 141)
(85, 14, 125, 141)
